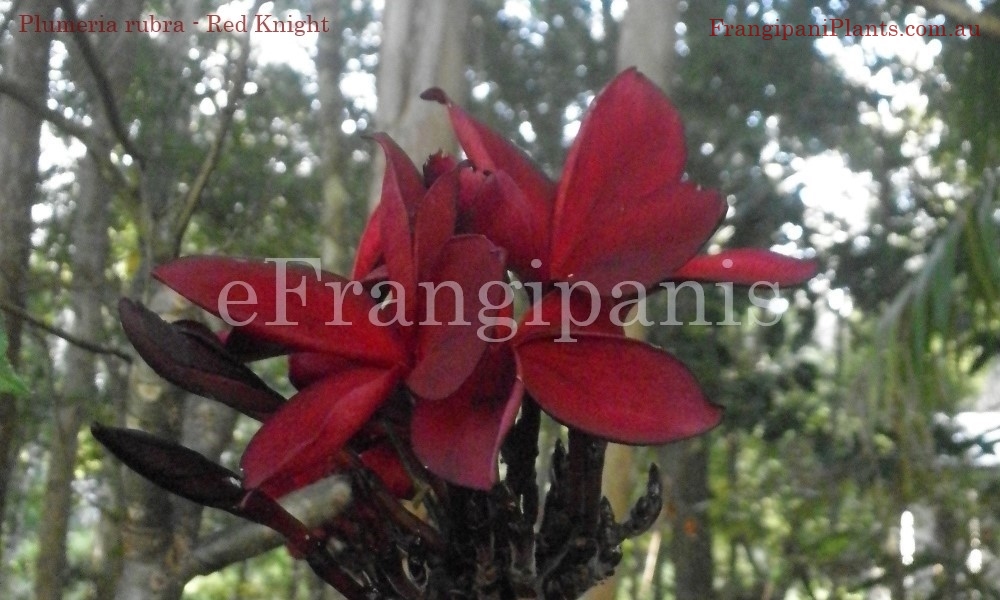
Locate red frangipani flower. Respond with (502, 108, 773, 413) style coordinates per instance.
(92, 67, 830, 600)
(413, 67, 817, 464)
(424, 67, 816, 292)
(152, 146, 506, 497)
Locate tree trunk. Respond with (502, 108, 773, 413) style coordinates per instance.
(114, 287, 188, 600)
(34, 154, 112, 600)
(315, 0, 355, 274)
(664, 439, 715, 600)
(0, 0, 60, 573)
(615, 0, 680, 84)
(370, 0, 470, 209)
(33, 1, 141, 596)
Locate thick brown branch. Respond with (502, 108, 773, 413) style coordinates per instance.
(170, 0, 266, 256)
(179, 475, 351, 580)
(0, 299, 131, 362)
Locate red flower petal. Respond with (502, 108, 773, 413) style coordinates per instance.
(288, 352, 360, 390)
(413, 168, 458, 281)
(515, 333, 722, 444)
(516, 289, 622, 342)
(551, 69, 723, 292)
(358, 444, 414, 499)
(371, 133, 426, 210)
(406, 235, 506, 400)
(154, 257, 403, 366)
(423, 87, 555, 251)
(422, 151, 458, 187)
(241, 364, 404, 497)
(374, 134, 420, 324)
(352, 202, 384, 281)
(551, 183, 725, 294)
(671, 249, 818, 286)
(460, 171, 550, 282)
(411, 343, 522, 489)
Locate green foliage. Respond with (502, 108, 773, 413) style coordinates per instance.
(876, 179, 1000, 420)
(0, 329, 28, 397)
(940, 3, 1000, 172)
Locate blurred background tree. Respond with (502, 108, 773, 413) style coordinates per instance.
(0, 0, 997, 598)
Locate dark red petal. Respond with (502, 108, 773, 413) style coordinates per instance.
(413, 168, 458, 281)
(411, 344, 522, 490)
(552, 69, 716, 292)
(460, 171, 550, 282)
(91, 424, 246, 509)
(552, 181, 726, 294)
(241, 365, 404, 497)
(359, 444, 414, 499)
(119, 299, 283, 420)
(92, 424, 319, 555)
(515, 333, 722, 444)
(423, 87, 555, 242)
(154, 257, 403, 366)
(288, 352, 359, 390)
(352, 202, 384, 281)
(555, 69, 686, 223)
(373, 134, 420, 324)
(371, 132, 426, 211)
(516, 289, 623, 342)
(423, 151, 459, 187)
(221, 327, 289, 362)
(406, 235, 507, 400)
(671, 249, 818, 286)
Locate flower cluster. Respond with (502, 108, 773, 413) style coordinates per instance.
(95, 69, 815, 597)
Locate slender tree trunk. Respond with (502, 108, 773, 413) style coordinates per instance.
(33, 2, 141, 596)
(615, 0, 680, 83)
(664, 439, 715, 600)
(0, 0, 60, 574)
(34, 156, 112, 600)
(113, 288, 189, 600)
(315, 0, 355, 273)
(370, 0, 470, 209)
(92, 366, 129, 599)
